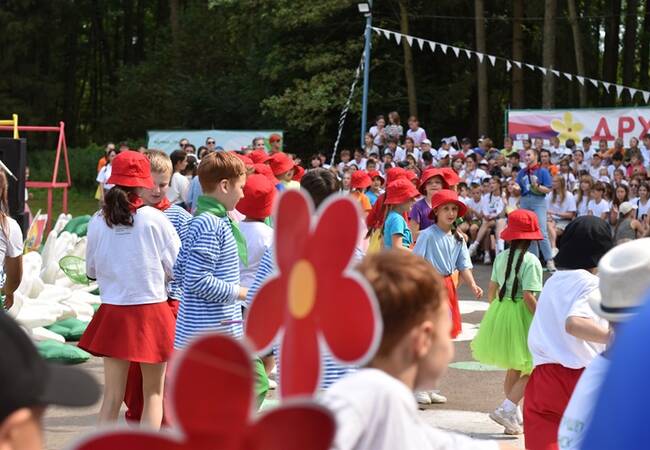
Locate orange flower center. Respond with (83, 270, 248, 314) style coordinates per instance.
(288, 259, 316, 319)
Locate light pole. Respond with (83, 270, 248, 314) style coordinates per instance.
(359, 1, 372, 148)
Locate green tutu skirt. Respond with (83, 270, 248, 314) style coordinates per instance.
(470, 298, 533, 375)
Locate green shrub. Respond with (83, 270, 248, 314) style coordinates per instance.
(27, 144, 105, 190)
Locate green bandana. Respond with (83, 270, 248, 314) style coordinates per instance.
(195, 195, 248, 266)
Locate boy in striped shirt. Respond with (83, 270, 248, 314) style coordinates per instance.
(174, 152, 249, 349)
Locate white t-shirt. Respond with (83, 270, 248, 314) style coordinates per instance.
(480, 194, 504, 219)
(96, 164, 114, 191)
(394, 148, 421, 163)
(546, 191, 577, 220)
(557, 354, 610, 450)
(464, 197, 483, 220)
(406, 127, 427, 146)
(528, 270, 607, 369)
(167, 172, 190, 204)
(576, 196, 590, 217)
(369, 126, 385, 147)
(321, 369, 498, 450)
(635, 198, 650, 218)
(461, 168, 489, 186)
(350, 158, 368, 170)
(0, 217, 23, 260)
(588, 164, 602, 179)
(587, 199, 610, 218)
(86, 206, 181, 305)
(239, 221, 274, 289)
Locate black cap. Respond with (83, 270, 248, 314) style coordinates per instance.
(556, 216, 613, 270)
(0, 312, 100, 421)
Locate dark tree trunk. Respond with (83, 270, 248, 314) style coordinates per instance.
(475, 0, 488, 133)
(542, 0, 557, 108)
(602, 0, 622, 104)
(640, 0, 650, 88)
(399, 0, 418, 118)
(511, 0, 525, 108)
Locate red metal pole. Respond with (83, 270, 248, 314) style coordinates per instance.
(61, 123, 72, 187)
(63, 186, 68, 213)
(46, 188, 53, 233)
(52, 124, 64, 184)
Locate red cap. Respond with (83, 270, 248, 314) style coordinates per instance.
(385, 167, 407, 185)
(292, 165, 305, 181)
(367, 170, 385, 183)
(351, 171, 372, 189)
(384, 179, 420, 205)
(404, 169, 418, 182)
(269, 134, 282, 143)
(419, 168, 448, 194)
(268, 152, 295, 176)
(428, 189, 467, 219)
(106, 151, 154, 189)
(253, 163, 279, 184)
(236, 174, 277, 220)
(231, 151, 254, 168)
(249, 150, 270, 164)
(438, 168, 461, 187)
(500, 209, 543, 241)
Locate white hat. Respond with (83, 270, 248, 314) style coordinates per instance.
(422, 139, 432, 145)
(438, 150, 449, 159)
(619, 201, 638, 216)
(588, 238, 650, 322)
(479, 159, 489, 166)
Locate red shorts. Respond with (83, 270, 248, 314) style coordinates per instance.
(443, 275, 462, 339)
(524, 363, 584, 450)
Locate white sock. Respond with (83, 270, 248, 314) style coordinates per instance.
(496, 239, 504, 253)
(501, 399, 517, 413)
(516, 405, 523, 421)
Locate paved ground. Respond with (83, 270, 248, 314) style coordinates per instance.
(44, 264, 525, 449)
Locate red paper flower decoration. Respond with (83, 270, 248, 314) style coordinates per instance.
(245, 190, 381, 398)
(71, 334, 334, 450)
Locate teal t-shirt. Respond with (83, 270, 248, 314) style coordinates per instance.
(383, 210, 412, 249)
(490, 248, 543, 299)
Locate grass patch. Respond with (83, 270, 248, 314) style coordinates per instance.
(29, 187, 98, 219)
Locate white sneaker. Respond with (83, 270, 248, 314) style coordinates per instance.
(469, 242, 479, 257)
(546, 259, 557, 272)
(416, 391, 432, 405)
(489, 407, 522, 435)
(516, 406, 523, 426)
(552, 247, 559, 258)
(483, 252, 492, 264)
(429, 391, 447, 404)
(268, 379, 277, 390)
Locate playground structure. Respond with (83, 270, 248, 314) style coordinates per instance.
(0, 116, 72, 232)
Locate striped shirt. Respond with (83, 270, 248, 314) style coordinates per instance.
(174, 213, 242, 349)
(246, 247, 354, 389)
(164, 204, 192, 301)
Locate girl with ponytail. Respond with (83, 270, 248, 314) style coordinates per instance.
(471, 209, 544, 435)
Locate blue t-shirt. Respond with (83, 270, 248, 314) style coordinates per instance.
(516, 166, 552, 197)
(412, 224, 472, 276)
(383, 210, 412, 249)
(366, 190, 379, 206)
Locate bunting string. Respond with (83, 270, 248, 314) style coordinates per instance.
(331, 53, 364, 166)
(372, 26, 650, 104)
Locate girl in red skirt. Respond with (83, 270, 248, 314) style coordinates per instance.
(79, 151, 181, 428)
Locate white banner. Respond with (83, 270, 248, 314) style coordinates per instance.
(147, 130, 283, 154)
(508, 107, 650, 148)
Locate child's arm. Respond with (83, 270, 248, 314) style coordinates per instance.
(184, 229, 240, 304)
(523, 290, 537, 314)
(391, 234, 410, 251)
(459, 268, 483, 298)
(565, 316, 611, 344)
(487, 281, 498, 303)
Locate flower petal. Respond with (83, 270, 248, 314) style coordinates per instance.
(245, 404, 335, 450)
(550, 118, 565, 133)
(317, 276, 381, 363)
(279, 316, 321, 398)
(564, 111, 573, 124)
(73, 432, 185, 450)
(245, 276, 287, 354)
(307, 196, 359, 274)
(171, 334, 252, 437)
(275, 190, 312, 273)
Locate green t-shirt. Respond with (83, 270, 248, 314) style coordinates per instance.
(490, 248, 543, 299)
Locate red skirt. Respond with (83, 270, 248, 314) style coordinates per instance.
(443, 275, 462, 339)
(79, 302, 175, 363)
(523, 363, 584, 450)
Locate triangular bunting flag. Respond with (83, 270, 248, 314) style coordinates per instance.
(373, 27, 381, 35)
(428, 41, 437, 53)
(643, 91, 650, 103)
(538, 67, 547, 76)
(464, 49, 472, 59)
(452, 46, 460, 57)
(629, 88, 638, 98)
(552, 70, 560, 77)
(382, 29, 391, 40)
(406, 36, 413, 47)
(563, 72, 573, 81)
(506, 61, 512, 71)
(513, 61, 522, 69)
(439, 44, 448, 54)
(394, 32, 401, 45)
(602, 82, 611, 91)
(576, 76, 585, 85)
(488, 55, 496, 66)
(417, 38, 424, 50)
(589, 78, 599, 88)
(615, 85, 624, 98)
(525, 63, 535, 71)
(477, 53, 484, 63)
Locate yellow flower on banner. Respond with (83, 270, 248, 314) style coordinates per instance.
(550, 111, 584, 143)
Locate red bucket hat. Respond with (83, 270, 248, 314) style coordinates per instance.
(367, 170, 385, 184)
(249, 149, 270, 164)
(107, 151, 154, 189)
(419, 168, 448, 194)
(253, 163, 279, 184)
(351, 171, 372, 189)
(236, 174, 276, 220)
(384, 179, 420, 205)
(292, 165, 305, 181)
(268, 152, 295, 176)
(428, 189, 467, 219)
(439, 167, 461, 187)
(500, 209, 543, 241)
(385, 167, 407, 185)
(269, 134, 282, 143)
(231, 151, 254, 168)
